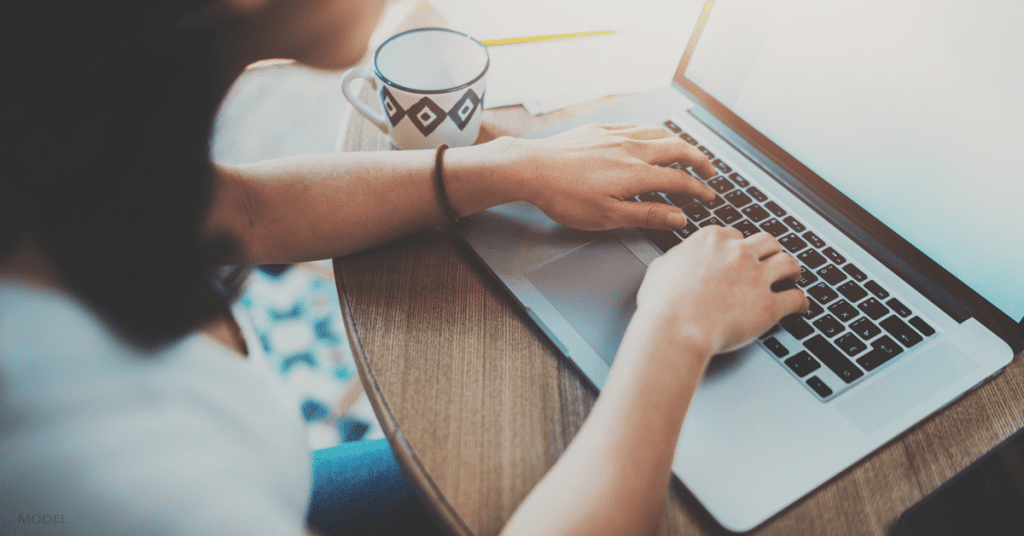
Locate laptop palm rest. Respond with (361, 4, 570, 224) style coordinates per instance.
(836, 341, 977, 435)
(525, 236, 646, 366)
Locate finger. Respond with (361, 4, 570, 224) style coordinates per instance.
(689, 158, 718, 180)
(773, 288, 811, 318)
(618, 125, 675, 141)
(611, 200, 688, 230)
(763, 251, 802, 284)
(629, 136, 707, 166)
(746, 231, 784, 260)
(637, 167, 716, 203)
(637, 138, 719, 181)
(598, 122, 636, 130)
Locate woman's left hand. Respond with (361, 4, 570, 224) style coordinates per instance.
(501, 123, 719, 231)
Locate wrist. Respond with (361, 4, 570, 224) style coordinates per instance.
(621, 306, 717, 374)
(442, 136, 523, 217)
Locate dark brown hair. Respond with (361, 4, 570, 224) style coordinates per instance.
(0, 1, 240, 347)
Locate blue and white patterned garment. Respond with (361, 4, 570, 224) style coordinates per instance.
(239, 264, 382, 449)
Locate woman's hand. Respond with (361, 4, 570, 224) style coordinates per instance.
(501, 123, 719, 231)
(635, 226, 810, 358)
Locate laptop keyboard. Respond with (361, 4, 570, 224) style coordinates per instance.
(635, 120, 939, 402)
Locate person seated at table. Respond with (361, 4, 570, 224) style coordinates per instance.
(0, 0, 808, 535)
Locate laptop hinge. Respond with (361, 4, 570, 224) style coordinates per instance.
(685, 106, 973, 324)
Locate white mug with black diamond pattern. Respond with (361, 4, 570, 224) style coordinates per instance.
(342, 27, 489, 150)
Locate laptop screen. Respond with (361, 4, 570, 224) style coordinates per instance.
(682, 0, 1024, 323)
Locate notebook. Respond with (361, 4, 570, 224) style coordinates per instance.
(459, 0, 1023, 530)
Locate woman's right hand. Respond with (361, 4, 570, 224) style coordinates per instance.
(635, 226, 809, 359)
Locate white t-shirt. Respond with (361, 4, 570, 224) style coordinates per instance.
(0, 280, 312, 535)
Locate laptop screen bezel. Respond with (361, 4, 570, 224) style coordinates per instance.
(670, 0, 1024, 351)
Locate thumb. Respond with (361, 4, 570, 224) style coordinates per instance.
(613, 201, 688, 230)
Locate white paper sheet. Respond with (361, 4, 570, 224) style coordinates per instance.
(428, 0, 706, 110)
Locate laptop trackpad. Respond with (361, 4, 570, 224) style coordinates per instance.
(525, 236, 647, 366)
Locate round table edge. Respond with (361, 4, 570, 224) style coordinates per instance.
(333, 260, 476, 536)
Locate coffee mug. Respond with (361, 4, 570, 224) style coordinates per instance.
(342, 27, 489, 150)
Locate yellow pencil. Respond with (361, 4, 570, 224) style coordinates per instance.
(480, 30, 615, 47)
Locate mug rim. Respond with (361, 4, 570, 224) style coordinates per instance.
(373, 27, 490, 95)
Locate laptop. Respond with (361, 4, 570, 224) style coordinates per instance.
(459, 0, 1024, 531)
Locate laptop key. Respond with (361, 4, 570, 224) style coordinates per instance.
(747, 186, 768, 202)
(802, 231, 826, 248)
(713, 159, 732, 173)
(886, 298, 912, 317)
(783, 216, 806, 233)
(763, 337, 789, 357)
(880, 315, 924, 348)
(708, 176, 735, 194)
(807, 376, 833, 398)
(682, 202, 711, 222)
(836, 333, 868, 357)
(908, 317, 935, 337)
(822, 247, 846, 265)
(764, 201, 787, 217)
(804, 299, 824, 319)
(779, 233, 808, 253)
(785, 351, 820, 377)
(728, 172, 750, 187)
(698, 146, 715, 159)
(699, 217, 724, 228)
(732, 219, 760, 238)
(864, 281, 889, 300)
(714, 205, 743, 225)
(804, 335, 864, 384)
(724, 190, 753, 208)
(837, 281, 868, 303)
(816, 264, 848, 286)
(639, 228, 682, 253)
(843, 264, 868, 282)
(857, 297, 890, 320)
(797, 265, 819, 288)
(797, 249, 828, 269)
(760, 218, 789, 237)
(808, 283, 839, 305)
(741, 204, 770, 222)
(680, 133, 699, 146)
(677, 221, 700, 239)
(856, 335, 903, 371)
(812, 314, 844, 337)
(850, 317, 881, 340)
(782, 315, 815, 339)
(703, 194, 727, 209)
(827, 299, 859, 322)
(663, 120, 682, 133)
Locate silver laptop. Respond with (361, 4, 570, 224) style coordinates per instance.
(459, 0, 1023, 531)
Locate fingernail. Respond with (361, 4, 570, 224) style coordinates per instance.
(667, 211, 687, 229)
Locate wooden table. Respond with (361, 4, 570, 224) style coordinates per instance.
(333, 7, 1024, 536)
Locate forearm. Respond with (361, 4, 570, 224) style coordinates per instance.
(501, 312, 713, 536)
(205, 138, 519, 264)
(204, 123, 720, 265)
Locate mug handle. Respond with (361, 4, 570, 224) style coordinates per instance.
(341, 68, 389, 135)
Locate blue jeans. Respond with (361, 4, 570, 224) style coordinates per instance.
(307, 439, 447, 536)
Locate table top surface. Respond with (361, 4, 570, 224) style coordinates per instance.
(333, 6, 1024, 536)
